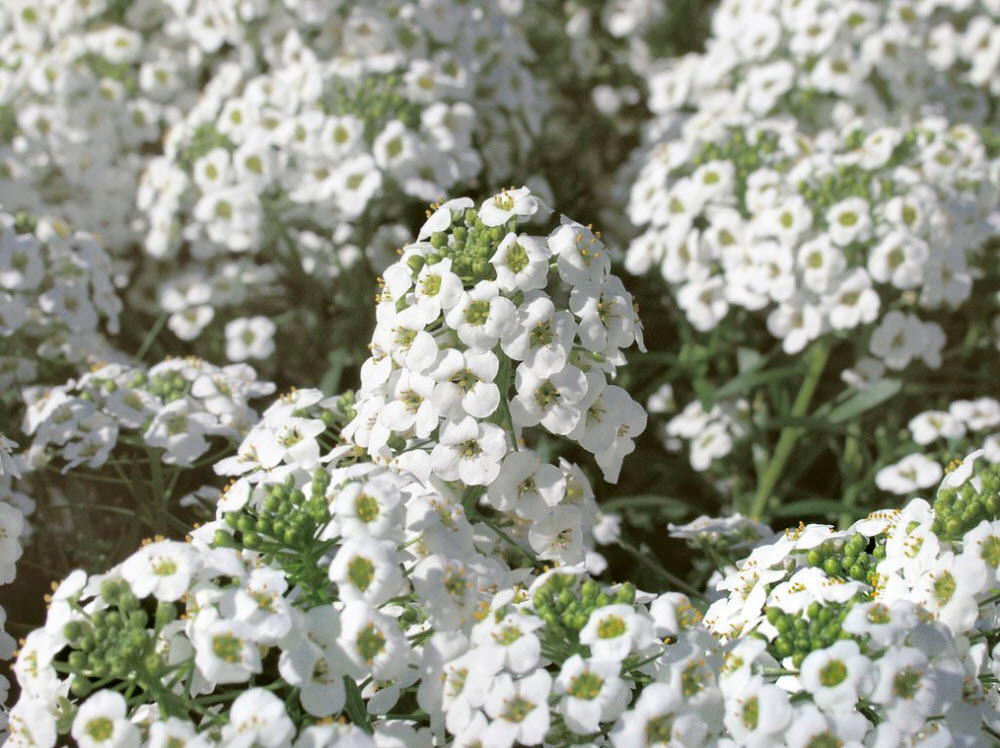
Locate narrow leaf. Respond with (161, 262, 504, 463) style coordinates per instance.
(826, 379, 902, 423)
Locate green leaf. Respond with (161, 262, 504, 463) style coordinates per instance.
(769, 499, 867, 519)
(343, 676, 373, 733)
(713, 365, 799, 401)
(825, 379, 902, 423)
(319, 350, 347, 396)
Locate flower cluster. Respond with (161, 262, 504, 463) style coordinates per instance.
(648, 0, 1000, 130)
(0, 0, 226, 248)
(21, 358, 274, 473)
(136, 1, 545, 358)
(627, 118, 999, 360)
(19, 427, 1000, 746)
(343, 186, 646, 565)
(0, 210, 123, 384)
(7, 460, 517, 747)
(692, 447, 1000, 745)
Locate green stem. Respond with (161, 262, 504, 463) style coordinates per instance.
(617, 538, 705, 600)
(838, 427, 864, 529)
(136, 313, 168, 362)
(750, 339, 832, 520)
(491, 348, 518, 451)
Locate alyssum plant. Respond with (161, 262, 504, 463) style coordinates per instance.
(10, 189, 1000, 747)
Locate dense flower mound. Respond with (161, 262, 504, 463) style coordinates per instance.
(14, 420, 1000, 747)
(624, 112, 1000, 477)
(648, 0, 1000, 130)
(136, 1, 545, 355)
(343, 186, 646, 563)
(11, 2, 1000, 744)
(0, 0, 228, 248)
(627, 118, 999, 358)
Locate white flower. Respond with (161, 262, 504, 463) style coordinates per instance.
(482, 670, 553, 747)
(429, 348, 500, 420)
(472, 611, 544, 674)
(430, 417, 507, 486)
(825, 268, 879, 331)
(869, 647, 962, 729)
(478, 187, 542, 228)
(869, 310, 925, 370)
(826, 197, 872, 246)
(723, 675, 792, 747)
(569, 277, 639, 358)
(501, 294, 576, 379)
(799, 640, 873, 710)
(338, 602, 409, 680)
(611, 682, 707, 747)
(797, 236, 845, 294)
(647, 383, 675, 415)
(445, 280, 518, 352)
(491, 233, 550, 292)
(71, 691, 139, 748)
(120, 540, 197, 602)
(379, 370, 438, 439)
(689, 421, 734, 472)
(555, 654, 629, 734)
(192, 613, 262, 684)
(413, 258, 463, 319)
(329, 537, 403, 607)
(876, 454, 943, 495)
(677, 276, 729, 331)
(330, 479, 405, 541)
(220, 689, 295, 748)
(528, 505, 588, 564)
(579, 604, 654, 662)
(147, 718, 210, 748)
(419, 197, 475, 240)
(0, 434, 20, 479)
(908, 411, 966, 445)
(549, 218, 611, 286)
(913, 550, 987, 633)
(382, 303, 439, 374)
(510, 364, 588, 436)
(950, 398, 1000, 432)
(487, 450, 565, 519)
(225, 316, 276, 361)
(192, 186, 261, 252)
(868, 231, 929, 290)
(143, 398, 226, 467)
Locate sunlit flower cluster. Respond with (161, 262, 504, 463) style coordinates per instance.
(648, 0, 1000, 130)
(343, 186, 646, 566)
(627, 118, 999, 360)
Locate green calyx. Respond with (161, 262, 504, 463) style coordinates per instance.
(217, 469, 335, 606)
(325, 74, 421, 142)
(764, 599, 858, 669)
(420, 207, 516, 284)
(804, 533, 879, 585)
(932, 462, 1000, 540)
(148, 371, 192, 402)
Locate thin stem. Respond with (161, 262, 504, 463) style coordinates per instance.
(617, 538, 705, 600)
(750, 339, 832, 520)
(838, 426, 864, 529)
(136, 313, 168, 362)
